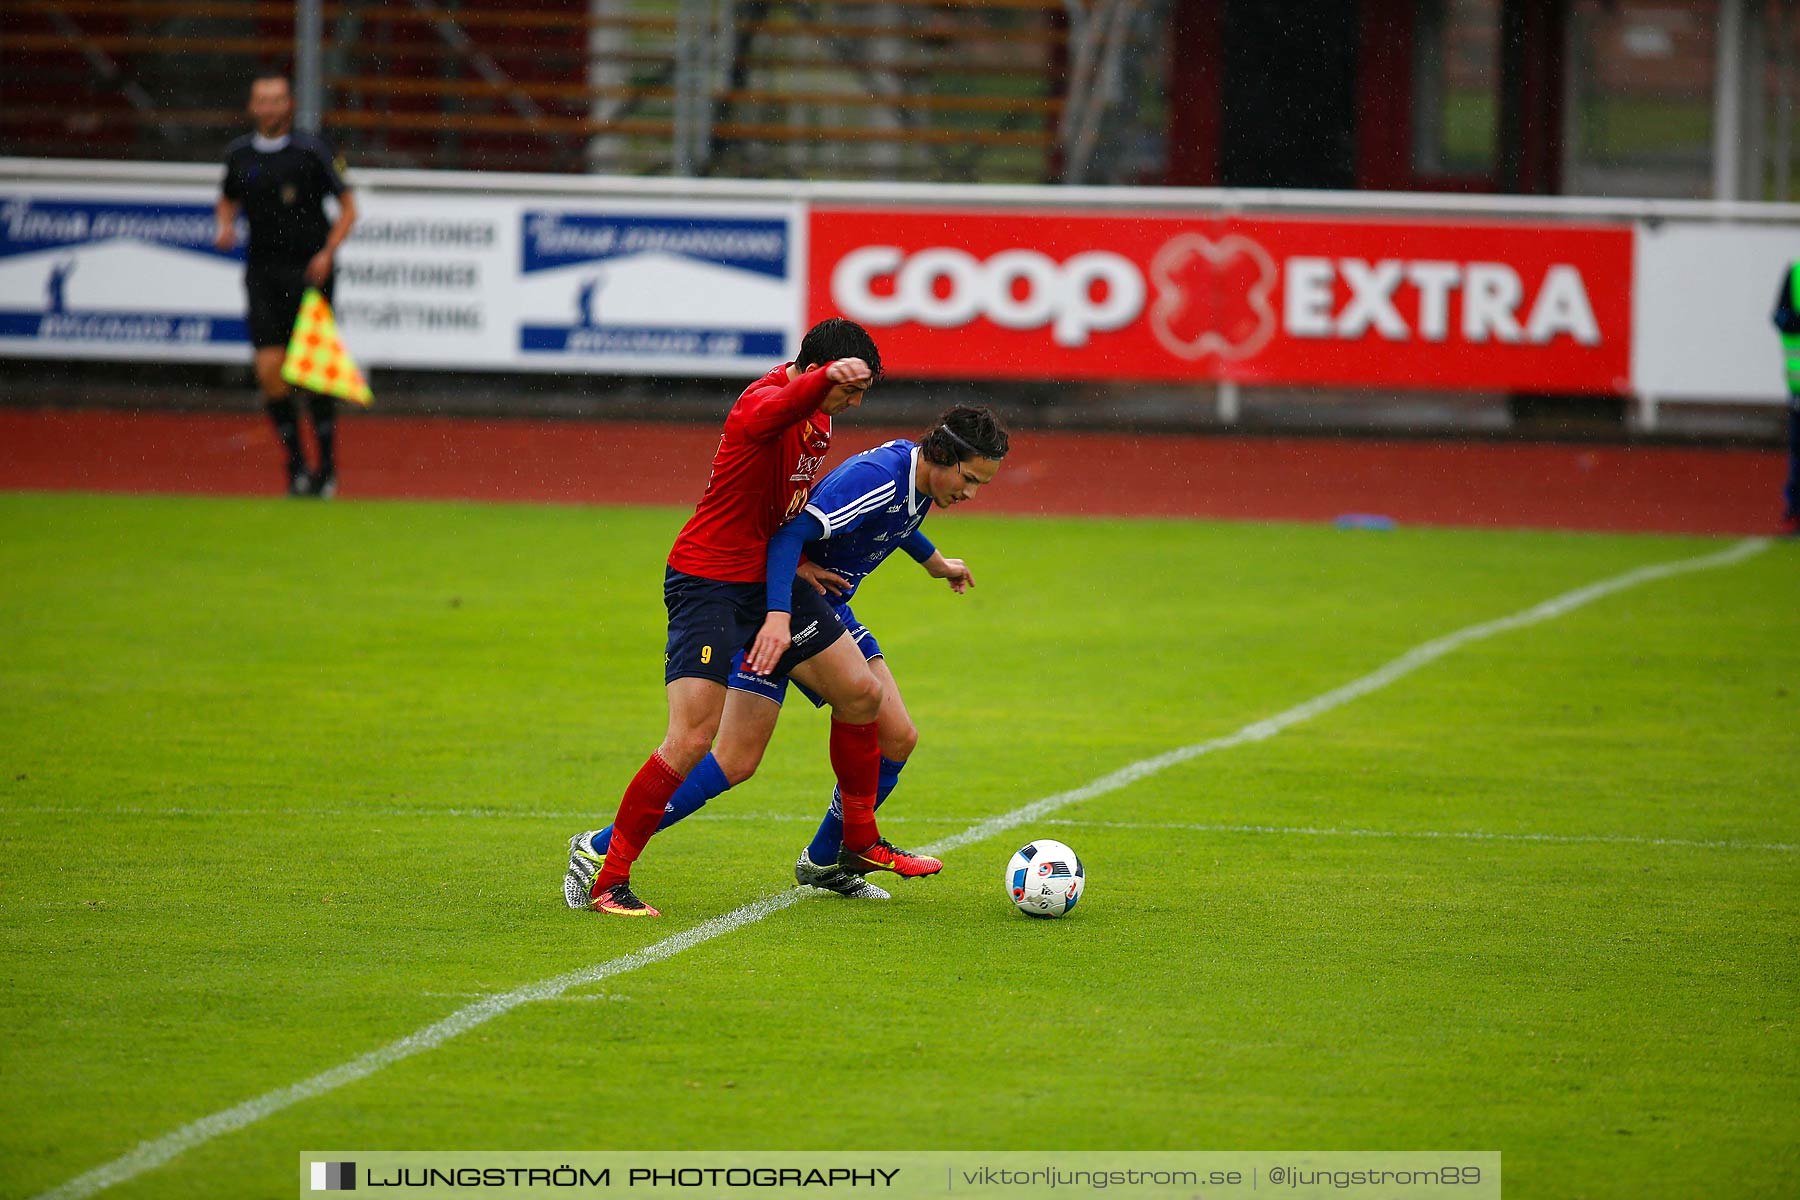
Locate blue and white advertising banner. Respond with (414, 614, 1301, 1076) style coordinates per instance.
(0, 180, 805, 377)
(0, 185, 249, 361)
(513, 198, 802, 376)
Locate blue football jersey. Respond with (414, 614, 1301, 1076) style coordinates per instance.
(800, 439, 933, 603)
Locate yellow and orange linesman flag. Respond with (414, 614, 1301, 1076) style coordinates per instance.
(281, 287, 372, 406)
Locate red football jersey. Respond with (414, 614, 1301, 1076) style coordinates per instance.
(666, 363, 836, 582)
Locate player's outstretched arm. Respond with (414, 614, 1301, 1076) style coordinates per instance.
(765, 457, 892, 614)
(745, 612, 791, 677)
(733, 357, 870, 441)
(746, 509, 830, 675)
(797, 561, 850, 598)
(897, 530, 968, 592)
(825, 357, 872, 386)
(765, 510, 828, 611)
(922, 552, 974, 594)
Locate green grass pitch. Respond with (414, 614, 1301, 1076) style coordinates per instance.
(1, 492, 1796, 1199)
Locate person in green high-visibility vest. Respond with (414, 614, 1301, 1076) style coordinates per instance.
(1774, 263, 1800, 535)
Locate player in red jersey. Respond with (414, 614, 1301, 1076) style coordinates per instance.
(566, 319, 940, 917)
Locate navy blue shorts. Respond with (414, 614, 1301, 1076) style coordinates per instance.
(663, 567, 845, 686)
(730, 601, 881, 708)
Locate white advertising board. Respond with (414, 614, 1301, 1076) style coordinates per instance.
(1632, 221, 1800, 404)
(0, 183, 250, 362)
(6, 160, 1798, 405)
(0, 181, 805, 377)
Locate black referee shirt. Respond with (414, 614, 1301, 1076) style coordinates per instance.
(220, 132, 348, 266)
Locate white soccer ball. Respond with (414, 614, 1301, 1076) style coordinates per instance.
(1004, 839, 1085, 918)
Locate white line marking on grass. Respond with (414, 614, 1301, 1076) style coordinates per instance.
(1031, 818, 1800, 854)
(32, 536, 1768, 1200)
(31, 890, 810, 1200)
(422, 991, 633, 1003)
(917, 537, 1772, 859)
(6, 806, 821, 822)
(17, 808, 1788, 855)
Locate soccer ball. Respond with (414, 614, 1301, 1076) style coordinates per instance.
(1004, 839, 1084, 918)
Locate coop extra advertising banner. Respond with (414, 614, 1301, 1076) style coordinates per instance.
(0, 183, 804, 376)
(809, 207, 1635, 394)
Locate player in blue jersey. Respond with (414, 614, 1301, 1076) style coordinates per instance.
(571, 405, 1009, 897)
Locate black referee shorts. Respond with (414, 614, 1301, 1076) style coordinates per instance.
(245, 260, 335, 349)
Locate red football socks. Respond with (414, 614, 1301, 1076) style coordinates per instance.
(830, 718, 881, 850)
(594, 752, 685, 890)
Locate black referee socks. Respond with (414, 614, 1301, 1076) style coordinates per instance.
(307, 394, 337, 475)
(264, 396, 304, 474)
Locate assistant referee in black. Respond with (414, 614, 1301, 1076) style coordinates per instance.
(214, 72, 357, 497)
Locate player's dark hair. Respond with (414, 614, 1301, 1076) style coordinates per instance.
(249, 69, 291, 92)
(920, 406, 1009, 466)
(797, 318, 882, 379)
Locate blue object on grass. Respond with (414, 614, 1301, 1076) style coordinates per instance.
(1334, 513, 1397, 531)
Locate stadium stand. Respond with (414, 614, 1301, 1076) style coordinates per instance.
(0, 0, 1073, 180)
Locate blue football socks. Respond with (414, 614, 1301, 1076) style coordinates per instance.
(806, 755, 906, 862)
(590, 752, 909, 861)
(591, 753, 731, 854)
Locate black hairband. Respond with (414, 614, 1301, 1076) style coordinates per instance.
(936, 424, 980, 457)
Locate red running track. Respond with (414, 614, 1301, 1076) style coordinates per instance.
(0, 407, 1788, 535)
